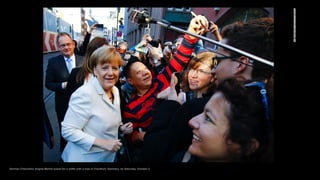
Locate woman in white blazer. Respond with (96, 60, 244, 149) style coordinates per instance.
(61, 45, 133, 162)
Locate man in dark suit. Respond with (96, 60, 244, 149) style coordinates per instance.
(45, 32, 84, 153)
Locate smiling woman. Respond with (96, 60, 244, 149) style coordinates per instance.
(179, 51, 216, 100)
(60, 45, 133, 162)
(184, 77, 273, 162)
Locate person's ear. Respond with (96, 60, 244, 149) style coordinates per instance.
(235, 56, 251, 73)
(238, 56, 250, 67)
(246, 138, 260, 155)
(127, 78, 134, 85)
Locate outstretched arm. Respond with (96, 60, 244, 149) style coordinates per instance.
(208, 21, 222, 41)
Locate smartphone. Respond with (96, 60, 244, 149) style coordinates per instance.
(96, 24, 104, 28)
(144, 27, 150, 34)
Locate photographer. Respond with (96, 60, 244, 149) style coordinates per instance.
(77, 23, 99, 56)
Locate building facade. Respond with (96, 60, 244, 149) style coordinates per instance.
(123, 7, 273, 49)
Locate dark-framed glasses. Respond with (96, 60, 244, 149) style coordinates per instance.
(189, 68, 212, 75)
(212, 56, 240, 68)
(211, 51, 253, 69)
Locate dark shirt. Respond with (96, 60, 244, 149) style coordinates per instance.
(142, 95, 212, 162)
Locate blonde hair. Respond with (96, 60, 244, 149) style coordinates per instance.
(76, 37, 108, 83)
(90, 45, 123, 68)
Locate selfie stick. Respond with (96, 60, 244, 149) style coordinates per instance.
(130, 10, 274, 67)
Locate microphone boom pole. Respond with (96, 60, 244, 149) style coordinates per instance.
(154, 20, 274, 67)
(130, 9, 273, 67)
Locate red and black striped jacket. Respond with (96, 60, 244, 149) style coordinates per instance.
(123, 34, 198, 145)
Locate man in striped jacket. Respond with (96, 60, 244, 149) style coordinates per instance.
(121, 14, 209, 162)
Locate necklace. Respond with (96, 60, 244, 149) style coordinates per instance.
(108, 93, 113, 100)
(106, 92, 113, 101)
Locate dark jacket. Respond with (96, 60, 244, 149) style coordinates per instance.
(43, 101, 54, 149)
(45, 54, 83, 122)
(142, 95, 211, 162)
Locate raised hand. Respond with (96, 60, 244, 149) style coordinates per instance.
(187, 12, 209, 39)
(208, 21, 222, 41)
(169, 73, 185, 104)
(157, 73, 185, 104)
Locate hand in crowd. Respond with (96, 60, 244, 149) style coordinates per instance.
(168, 73, 185, 104)
(120, 122, 133, 134)
(157, 72, 177, 99)
(143, 34, 153, 42)
(208, 21, 222, 41)
(136, 130, 146, 142)
(96, 138, 123, 152)
(157, 73, 185, 104)
(187, 13, 209, 39)
(208, 21, 218, 33)
(89, 23, 98, 34)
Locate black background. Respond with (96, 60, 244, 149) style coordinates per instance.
(8, 0, 302, 177)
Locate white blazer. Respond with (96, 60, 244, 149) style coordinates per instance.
(61, 77, 122, 162)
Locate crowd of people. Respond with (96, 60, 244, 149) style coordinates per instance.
(44, 13, 274, 163)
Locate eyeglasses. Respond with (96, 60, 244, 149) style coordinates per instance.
(212, 56, 240, 69)
(189, 68, 212, 75)
(244, 81, 271, 122)
(59, 43, 72, 48)
(212, 51, 253, 69)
